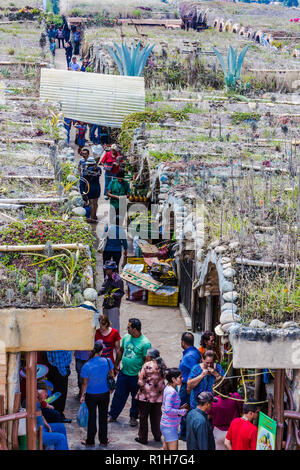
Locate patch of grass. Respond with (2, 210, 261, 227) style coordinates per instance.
(231, 112, 261, 125)
(119, 107, 189, 152)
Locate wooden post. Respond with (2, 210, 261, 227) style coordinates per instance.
(11, 392, 21, 450)
(205, 296, 212, 331)
(254, 369, 262, 402)
(25, 352, 37, 451)
(274, 369, 285, 450)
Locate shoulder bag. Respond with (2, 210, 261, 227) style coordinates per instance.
(106, 358, 116, 391)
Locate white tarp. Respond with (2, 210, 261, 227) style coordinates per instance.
(40, 68, 145, 128)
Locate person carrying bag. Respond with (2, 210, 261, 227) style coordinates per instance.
(79, 341, 113, 447)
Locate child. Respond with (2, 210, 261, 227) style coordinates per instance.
(50, 38, 56, 57)
(75, 121, 87, 151)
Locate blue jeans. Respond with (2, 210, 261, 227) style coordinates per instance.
(179, 382, 189, 440)
(43, 422, 69, 450)
(109, 371, 139, 419)
(104, 171, 113, 196)
(90, 125, 101, 144)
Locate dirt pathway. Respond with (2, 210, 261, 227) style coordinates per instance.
(54, 47, 186, 450)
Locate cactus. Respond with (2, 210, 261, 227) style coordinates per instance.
(213, 45, 249, 90)
(106, 41, 155, 77)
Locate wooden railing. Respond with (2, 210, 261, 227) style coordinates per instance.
(0, 393, 42, 450)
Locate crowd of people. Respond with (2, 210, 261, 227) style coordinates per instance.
(47, 19, 82, 62)
(74, 139, 129, 224)
(29, 284, 260, 451)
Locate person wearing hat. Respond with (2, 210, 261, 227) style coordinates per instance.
(186, 391, 216, 450)
(101, 144, 123, 199)
(101, 216, 128, 273)
(82, 156, 102, 223)
(37, 381, 71, 424)
(81, 58, 90, 72)
(98, 260, 124, 331)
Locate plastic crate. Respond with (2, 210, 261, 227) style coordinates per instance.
(147, 287, 179, 307)
(127, 257, 148, 273)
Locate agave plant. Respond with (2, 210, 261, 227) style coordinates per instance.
(105, 41, 155, 76)
(213, 45, 249, 90)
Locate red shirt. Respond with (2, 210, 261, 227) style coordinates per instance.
(101, 151, 122, 174)
(95, 328, 121, 364)
(226, 417, 258, 450)
(209, 393, 243, 431)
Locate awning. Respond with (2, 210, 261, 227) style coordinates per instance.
(40, 68, 145, 128)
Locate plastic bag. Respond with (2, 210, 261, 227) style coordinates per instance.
(76, 402, 89, 428)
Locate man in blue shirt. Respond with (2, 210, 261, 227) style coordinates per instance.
(178, 332, 201, 440)
(46, 350, 72, 417)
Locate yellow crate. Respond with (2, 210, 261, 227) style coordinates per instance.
(147, 287, 179, 307)
(126, 257, 148, 273)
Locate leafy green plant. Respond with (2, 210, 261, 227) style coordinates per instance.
(106, 41, 155, 76)
(213, 45, 249, 90)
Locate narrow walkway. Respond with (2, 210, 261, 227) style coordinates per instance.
(54, 46, 186, 450)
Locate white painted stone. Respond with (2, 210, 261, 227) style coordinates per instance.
(83, 288, 98, 301)
(220, 257, 231, 264)
(221, 281, 234, 293)
(222, 262, 232, 270)
(229, 241, 239, 250)
(282, 321, 299, 329)
(209, 240, 219, 249)
(71, 207, 86, 216)
(220, 311, 241, 324)
(215, 245, 227, 254)
(215, 324, 224, 336)
(223, 268, 236, 278)
(249, 319, 267, 328)
(71, 196, 84, 207)
(223, 291, 238, 302)
(222, 322, 238, 333)
(221, 302, 238, 313)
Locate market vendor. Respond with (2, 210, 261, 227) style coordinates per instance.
(107, 170, 130, 224)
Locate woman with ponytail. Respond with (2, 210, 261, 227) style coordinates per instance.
(80, 341, 113, 447)
(135, 348, 166, 445)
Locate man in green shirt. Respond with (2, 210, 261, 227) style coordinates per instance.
(109, 318, 151, 426)
(107, 170, 130, 224)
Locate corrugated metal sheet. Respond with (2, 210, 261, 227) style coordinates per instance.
(40, 68, 145, 128)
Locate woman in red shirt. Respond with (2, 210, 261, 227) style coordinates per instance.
(95, 315, 121, 368)
(101, 144, 123, 199)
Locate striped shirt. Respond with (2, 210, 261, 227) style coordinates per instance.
(160, 385, 186, 428)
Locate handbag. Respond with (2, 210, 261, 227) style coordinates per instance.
(106, 358, 116, 391)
